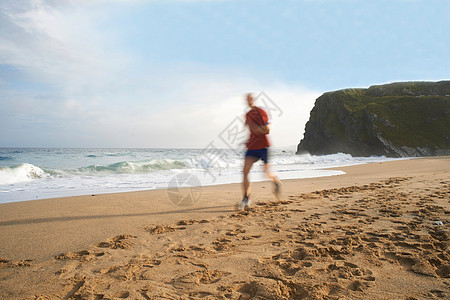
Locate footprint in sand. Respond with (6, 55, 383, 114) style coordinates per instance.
(175, 269, 230, 285)
(145, 224, 185, 234)
(0, 258, 32, 268)
(212, 236, 234, 251)
(242, 234, 262, 241)
(327, 261, 374, 281)
(55, 250, 105, 261)
(382, 251, 443, 277)
(114, 291, 130, 298)
(96, 234, 136, 250)
(177, 219, 210, 226)
(98, 255, 162, 281)
(225, 227, 246, 236)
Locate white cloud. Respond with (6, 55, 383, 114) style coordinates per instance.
(0, 0, 319, 148)
(68, 77, 319, 148)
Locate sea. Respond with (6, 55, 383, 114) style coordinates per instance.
(0, 148, 403, 204)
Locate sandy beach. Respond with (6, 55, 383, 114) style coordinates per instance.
(0, 157, 449, 299)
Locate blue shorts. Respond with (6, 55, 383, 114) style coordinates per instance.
(245, 148, 268, 164)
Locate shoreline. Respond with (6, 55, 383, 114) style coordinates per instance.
(0, 156, 448, 299)
(0, 156, 445, 261)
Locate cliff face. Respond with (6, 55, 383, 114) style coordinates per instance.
(297, 81, 450, 157)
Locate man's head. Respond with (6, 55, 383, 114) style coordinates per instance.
(246, 93, 254, 108)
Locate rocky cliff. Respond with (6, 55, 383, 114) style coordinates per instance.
(296, 81, 450, 157)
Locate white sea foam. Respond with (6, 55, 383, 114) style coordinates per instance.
(0, 163, 48, 185)
(76, 159, 189, 174)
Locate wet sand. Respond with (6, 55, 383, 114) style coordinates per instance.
(0, 157, 449, 299)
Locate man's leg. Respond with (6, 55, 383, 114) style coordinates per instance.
(263, 163, 282, 198)
(263, 163, 280, 183)
(243, 155, 258, 198)
(261, 148, 280, 184)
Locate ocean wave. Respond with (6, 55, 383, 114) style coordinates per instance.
(0, 152, 392, 188)
(271, 153, 354, 165)
(0, 156, 13, 161)
(0, 163, 48, 185)
(77, 159, 190, 174)
(106, 153, 129, 157)
(271, 152, 387, 166)
(180, 151, 384, 170)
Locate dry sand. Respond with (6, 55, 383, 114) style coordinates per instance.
(0, 157, 449, 299)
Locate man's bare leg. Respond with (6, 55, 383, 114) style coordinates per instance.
(263, 163, 280, 182)
(243, 156, 259, 198)
(264, 163, 282, 198)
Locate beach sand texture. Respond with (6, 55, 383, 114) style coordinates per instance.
(0, 157, 449, 299)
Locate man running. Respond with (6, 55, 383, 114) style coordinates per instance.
(239, 93, 281, 210)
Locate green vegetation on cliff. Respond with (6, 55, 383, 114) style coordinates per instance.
(297, 81, 450, 157)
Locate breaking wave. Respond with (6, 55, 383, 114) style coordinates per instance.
(77, 159, 190, 173)
(0, 163, 48, 185)
(0, 159, 197, 185)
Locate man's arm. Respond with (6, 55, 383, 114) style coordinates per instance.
(248, 121, 270, 135)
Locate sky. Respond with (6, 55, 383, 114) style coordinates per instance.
(1, 0, 449, 149)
